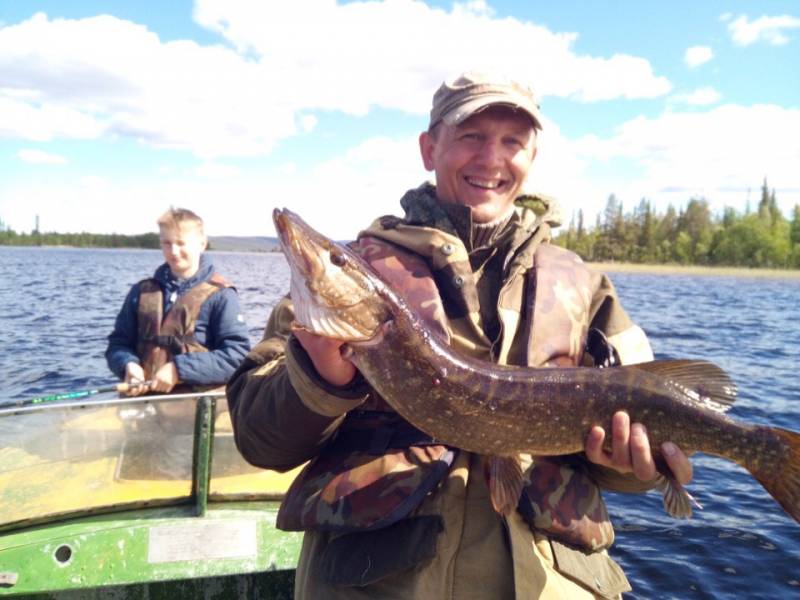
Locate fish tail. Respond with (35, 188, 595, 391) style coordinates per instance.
(749, 427, 800, 524)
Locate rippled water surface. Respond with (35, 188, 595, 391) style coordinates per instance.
(2, 246, 799, 598)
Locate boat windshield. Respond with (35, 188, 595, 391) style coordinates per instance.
(0, 395, 298, 531)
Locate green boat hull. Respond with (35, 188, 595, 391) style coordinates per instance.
(0, 502, 301, 598)
(13, 572, 295, 600)
(0, 393, 303, 598)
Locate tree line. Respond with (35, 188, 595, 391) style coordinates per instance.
(0, 224, 161, 249)
(554, 179, 800, 269)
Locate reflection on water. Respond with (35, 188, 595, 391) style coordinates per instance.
(2, 247, 799, 598)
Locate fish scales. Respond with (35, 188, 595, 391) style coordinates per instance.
(348, 294, 772, 464)
(272, 207, 800, 524)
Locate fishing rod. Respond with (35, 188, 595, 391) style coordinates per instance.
(0, 387, 226, 417)
(1, 381, 152, 410)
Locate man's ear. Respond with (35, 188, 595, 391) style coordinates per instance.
(419, 131, 435, 171)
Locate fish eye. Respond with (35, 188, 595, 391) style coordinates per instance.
(330, 248, 346, 267)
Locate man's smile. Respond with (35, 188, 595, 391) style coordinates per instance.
(464, 175, 508, 190)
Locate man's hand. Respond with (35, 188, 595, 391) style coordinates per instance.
(585, 411, 693, 485)
(124, 362, 149, 396)
(293, 326, 356, 387)
(149, 361, 180, 393)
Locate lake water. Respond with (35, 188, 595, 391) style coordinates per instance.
(1, 246, 799, 598)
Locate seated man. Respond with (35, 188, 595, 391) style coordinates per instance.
(106, 207, 251, 395)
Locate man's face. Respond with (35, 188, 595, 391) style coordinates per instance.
(159, 223, 207, 279)
(419, 106, 537, 223)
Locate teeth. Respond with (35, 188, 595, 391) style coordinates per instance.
(465, 177, 503, 189)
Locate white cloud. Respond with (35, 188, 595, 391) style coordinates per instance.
(452, 0, 494, 18)
(79, 175, 109, 189)
(299, 114, 318, 133)
(669, 87, 722, 106)
(684, 45, 714, 68)
(726, 14, 800, 46)
(564, 103, 800, 220)
(0, 135, 426, 240)
(0, 5, 672, 160)
(0, 12, 295, 158)
(195, 0, 671, 106)
(192, 162, 241, 179)
(17, 148, 68, 165)
(3, 103, 799, 238)
(0, 96, 103, 141)
(277, 163, 298, 176)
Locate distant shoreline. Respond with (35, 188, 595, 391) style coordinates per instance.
(3, 245, 798, 277)
(589, 261, 800, 279)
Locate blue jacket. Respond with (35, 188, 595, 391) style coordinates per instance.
(105, 255, 251, 385)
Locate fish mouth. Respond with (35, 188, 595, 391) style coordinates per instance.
(272, 207, 395, 342)
(273, 208, 325, 280)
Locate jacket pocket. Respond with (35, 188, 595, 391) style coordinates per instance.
(550, 540, 631, 599)
(316, 515, 444, 586)
(277, 443, 456, 532)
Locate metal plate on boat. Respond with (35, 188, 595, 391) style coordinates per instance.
(148, 519, 257, 563)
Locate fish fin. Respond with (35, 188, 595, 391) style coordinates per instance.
(486, 455, 524, 516)
(749, 427, 800, 524)
(629, 359, 737, 412)
(654, 473, 701, 519)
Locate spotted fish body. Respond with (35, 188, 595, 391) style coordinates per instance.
(273, 207, 800, 524)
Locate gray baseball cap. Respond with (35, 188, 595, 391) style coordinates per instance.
(429, 71, 543, 130)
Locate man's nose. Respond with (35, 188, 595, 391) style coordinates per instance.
(475, 139, 503, 165)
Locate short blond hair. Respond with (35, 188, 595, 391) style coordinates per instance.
(157, 207, 204, 234)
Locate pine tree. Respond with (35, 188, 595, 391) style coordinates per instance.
(769, 188, 782, 225)
(635, 199, 656, 263)
(758, 177, 769, 212)
(791, 205, 800, 246)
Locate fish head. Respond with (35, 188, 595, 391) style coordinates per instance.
(273, 208, 390, 342)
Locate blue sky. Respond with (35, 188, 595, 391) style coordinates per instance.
(1, 1, 798, 238)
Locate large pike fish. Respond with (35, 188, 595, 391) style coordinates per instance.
(273, 207, 800, 524)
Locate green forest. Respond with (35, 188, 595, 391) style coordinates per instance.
(0, 226, 160, 249)
(554, 179, 800, 269)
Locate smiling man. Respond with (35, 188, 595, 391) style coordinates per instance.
(106, 207, 250, 395)
(419, 91, 538, 223)
(227, 72, 693, 599)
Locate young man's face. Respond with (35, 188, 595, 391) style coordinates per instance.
(159, 222, 207, 279)
(419, 106, 537, 223)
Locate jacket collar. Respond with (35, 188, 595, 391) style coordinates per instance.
(153, 254, 214, 294)
(391, 182, 556, 268)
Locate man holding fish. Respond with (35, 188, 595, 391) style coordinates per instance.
(228, 72, 696, 598)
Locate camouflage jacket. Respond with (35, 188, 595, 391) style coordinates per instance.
(227, 183, 655, 598)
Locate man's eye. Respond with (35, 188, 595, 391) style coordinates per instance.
(330, 250, 346, 267)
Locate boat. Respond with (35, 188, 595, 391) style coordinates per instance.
(0, 389, 302, 598)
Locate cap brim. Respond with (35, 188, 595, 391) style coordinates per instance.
(441, 94, 543, 130)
